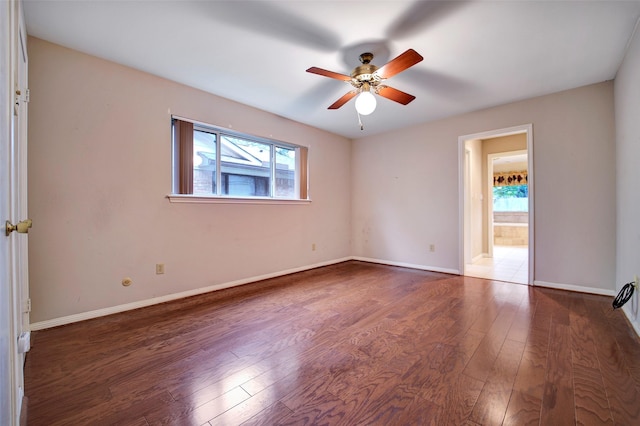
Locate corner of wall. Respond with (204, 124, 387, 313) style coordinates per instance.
(614, 14, 640, 338)
(623, 304, 640, 338)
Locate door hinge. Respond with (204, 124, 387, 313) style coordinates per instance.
(15, 88, 29, 103)
(24, 298, 31, 313)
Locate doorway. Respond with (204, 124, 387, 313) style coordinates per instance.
(458, 124, 534, 284)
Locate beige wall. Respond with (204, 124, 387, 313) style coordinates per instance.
(27, 37, 352, 323)
(614, 24, 640, 334)
(352, 81, 616, 292)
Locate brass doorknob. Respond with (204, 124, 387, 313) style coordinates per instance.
(5, 219, 32, 236)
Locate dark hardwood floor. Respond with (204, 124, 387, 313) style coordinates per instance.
(24, 261, 640, 425)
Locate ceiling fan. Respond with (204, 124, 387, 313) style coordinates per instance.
(306, 49, 424, 118)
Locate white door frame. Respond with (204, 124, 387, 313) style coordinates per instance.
(458, 124, 534, 284)
(463, 148, 472, 265)
(15, 0, 29, 341)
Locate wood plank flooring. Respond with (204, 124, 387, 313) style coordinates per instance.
(23, 261, 640, 425)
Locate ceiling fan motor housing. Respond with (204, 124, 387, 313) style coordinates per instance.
(351, 53, 381, 87)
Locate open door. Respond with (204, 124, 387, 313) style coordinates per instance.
(1, 0, 30, 423)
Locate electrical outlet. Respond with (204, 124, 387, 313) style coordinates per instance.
(429, 244, 435, 252)
(312, 243, 316, 251)
(156, 263, 165, 274)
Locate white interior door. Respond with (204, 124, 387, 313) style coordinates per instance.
(1, 2, 16, 423)
(14, 0, 29, 344)
(1, 0, 30, 423)
(12, 0, 30, 377)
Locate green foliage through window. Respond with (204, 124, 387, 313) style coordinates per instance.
(493, 185, 528, 198)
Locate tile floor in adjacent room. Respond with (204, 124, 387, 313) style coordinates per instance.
(465, 245, 529, 284)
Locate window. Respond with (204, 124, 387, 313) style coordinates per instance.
(493, 185, 528, 212)
(172, 118, 308, 200)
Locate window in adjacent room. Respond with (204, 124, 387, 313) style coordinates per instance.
(493, 184, 528, 212)
(172, 118, 308, 200)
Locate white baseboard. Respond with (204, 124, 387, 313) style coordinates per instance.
(30, 257, 351, 331)
(351, 256, 460, 275)
(623, 304, 640, 338)
(34, 259, 623, 332)
(533, 280, 616, 297)
(472, 253, 487, 263)
(17, 385, 24, 426)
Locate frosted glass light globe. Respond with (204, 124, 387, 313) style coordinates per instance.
(355, 91, 377, 115)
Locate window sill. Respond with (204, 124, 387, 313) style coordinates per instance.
(167, 194, 311, 205)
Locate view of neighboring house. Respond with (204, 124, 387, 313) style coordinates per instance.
(193, 130, 296, 198)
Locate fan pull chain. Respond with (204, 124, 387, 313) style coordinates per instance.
(358, 111, 364, 130)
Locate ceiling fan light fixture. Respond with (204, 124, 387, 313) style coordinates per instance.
(307, 49, 422, 121)
(355, 90, 376, 116)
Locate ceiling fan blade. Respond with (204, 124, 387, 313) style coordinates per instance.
(306, 67, 352, 81)
(328, 91, 358, 109)
(374, 49, 424, 79)
(377, 86, 416, 105)
(200, 2, 340, 52)
(386, 1, 470, 40)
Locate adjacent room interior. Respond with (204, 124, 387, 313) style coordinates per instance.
(3, 1, 640, 425)
(463, 131, 531, 285)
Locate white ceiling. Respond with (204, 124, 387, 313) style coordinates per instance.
(23, 0, 640, 139)
(493, 153, 527, 166)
